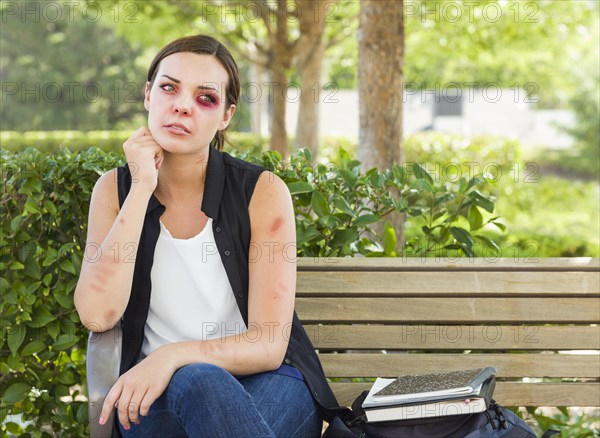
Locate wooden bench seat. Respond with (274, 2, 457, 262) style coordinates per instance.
(296, 257, 600, 407)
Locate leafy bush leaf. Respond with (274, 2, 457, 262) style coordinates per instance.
(2, 383, 30, 404)
(355, 214, 379, 226)
(450, 227, 474, 248)
(383, 222, 397, 256)
(310, 190, 329, 217)
(330, 229, 358, 248)
(21, 341, 46, 356)
(7, 324, 26, 356)
(29, 307, 57, 328)
(468, 204, 483, 230)
(287, 181, 313, 195)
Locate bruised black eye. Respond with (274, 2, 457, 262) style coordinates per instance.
(196, 93, 220, 107)
(198, 94, 216, 104)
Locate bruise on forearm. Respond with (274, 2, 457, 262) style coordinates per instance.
(88, 255, 116, 294)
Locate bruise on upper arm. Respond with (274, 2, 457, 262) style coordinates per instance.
(247, 170, 296, 292)
(249, 171, 294, 240)
(247, 170, 297, 271)
(269, 216, 283, 234)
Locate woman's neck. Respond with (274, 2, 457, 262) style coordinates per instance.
(154, 151, 209, 203)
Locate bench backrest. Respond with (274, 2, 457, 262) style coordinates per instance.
(295, 257, 600, 407)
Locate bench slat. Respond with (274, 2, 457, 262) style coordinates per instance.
(329, 383, 600, 407)
(296, 298, 600, 323)
(298, 257, 600, 272)
(297, 271, 600, 296)
(306, 325, 600, 350)
(318, 353, 600, 378)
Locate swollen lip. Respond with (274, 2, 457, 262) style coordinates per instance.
(165, 125, 190, 136)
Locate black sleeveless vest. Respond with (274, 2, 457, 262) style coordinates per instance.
(115, 144, 347, 423)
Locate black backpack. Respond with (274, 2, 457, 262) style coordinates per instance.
(323, 390, 560, 438)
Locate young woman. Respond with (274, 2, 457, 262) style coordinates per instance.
(74, 35, 345, 437)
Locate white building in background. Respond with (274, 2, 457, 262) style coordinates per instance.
(249, 86, 575, 151)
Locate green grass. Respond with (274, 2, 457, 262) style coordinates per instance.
(487, 167, 600, 258)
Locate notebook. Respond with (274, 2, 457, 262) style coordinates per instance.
(369, 367, 496, 404)
(363, 376, 496, 422)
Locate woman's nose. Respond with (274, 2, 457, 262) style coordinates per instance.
(174, 96, 192, 115)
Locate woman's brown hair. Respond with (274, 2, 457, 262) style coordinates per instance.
(147, 35, 240, 151)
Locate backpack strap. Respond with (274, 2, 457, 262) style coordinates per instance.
(322, 416, 363, 438)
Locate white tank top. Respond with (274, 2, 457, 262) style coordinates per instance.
(141, 216, 248, 357)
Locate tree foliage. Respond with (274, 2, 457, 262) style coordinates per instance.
(327, 0, 599, 108)
(1, 0, 147, 131)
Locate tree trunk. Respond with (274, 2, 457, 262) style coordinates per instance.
(294, 0, 332, 158)
(247, 46, 264, 136)
(269, 65, 289, 158)
(358, 0, 404, 168)
(268, 0, 293, 159)
(358, 0, 405, 252)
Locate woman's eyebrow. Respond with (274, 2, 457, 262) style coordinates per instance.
(160, 74, 218, 92)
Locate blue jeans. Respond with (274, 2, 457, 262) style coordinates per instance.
(119, 363, 323, 438)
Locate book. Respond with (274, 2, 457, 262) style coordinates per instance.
(363, 376, 496, 423)
(370, 367, 496, 404)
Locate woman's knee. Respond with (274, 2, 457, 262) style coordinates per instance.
(173, 362, 230, 381)
(165, 363, 258, 425)
(167, 363, 238, 404)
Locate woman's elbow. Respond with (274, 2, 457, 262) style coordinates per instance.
(74, 299, 120, 333)
(77, 312, 116, 333)
(74, 286, 122, 331)
(263, 340, 288, 371)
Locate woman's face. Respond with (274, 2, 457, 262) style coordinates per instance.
(144, 52, 235, 153)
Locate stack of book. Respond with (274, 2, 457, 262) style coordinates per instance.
(362, 367, 496, 422)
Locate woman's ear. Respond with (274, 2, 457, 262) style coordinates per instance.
(218, 104, 236, 130)
(144, 82, 151, 112)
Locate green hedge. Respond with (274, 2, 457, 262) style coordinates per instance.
(1, 144, 499, 435)
(0, 131, 267, 156)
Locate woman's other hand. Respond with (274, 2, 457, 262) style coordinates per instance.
(123, 126, 164, 194)
(99, 345, 176, 430)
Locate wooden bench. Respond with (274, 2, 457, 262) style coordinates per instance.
(87, 257, 599, 436)
(297, 257, 600, 408)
